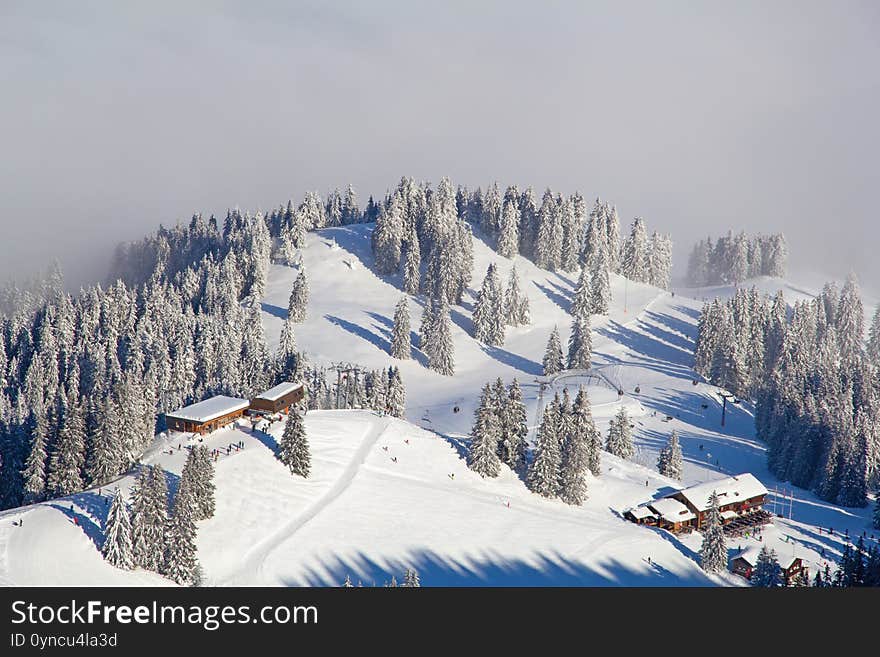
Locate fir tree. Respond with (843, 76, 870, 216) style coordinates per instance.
(498, 379, 528, 471)
(497, 195, 520, 258)
(503, 266, 530, 327)
(402, 226, 421, 294)
(387, 367, 406, 417)
(279, 410, 310, 477)
(567, 314, 592, 370)
(472, 263, 505, 346)
(46, 393, 85, 497)
(751, 546, 782, 587)
(163, 475, 199, 586)
(571, 266, 592, 320)
(559, 417, 589, 505)
(427, 296, 455, 376)
(606, 406, 634, 460)
(657, 430, 683, 480)
(542, 327, 564, 376)
(699, 492, 727, 574)
(403, 568, 421, 587)
(527, 405, 561, 498)
(621, 217, 649, 282)
(467, 384, 501, 478)
(102, 488, 133, 570)
(21, 410, 48, 503)
(288, 269, 309, 323)
(391, 297, 412, 360)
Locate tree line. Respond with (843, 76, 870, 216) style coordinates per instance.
(686, 232, 787, 287)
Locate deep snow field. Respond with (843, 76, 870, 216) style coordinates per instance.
(0, 225, 875, 586)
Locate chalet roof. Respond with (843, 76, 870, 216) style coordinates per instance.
(626, 505, 657, 520)
(166, 396, 250, 424)
(254, 382, 304, 402)
(674, 473, 768, 513)
(647, 498, 696, 524)
(733, 546, 800, 570)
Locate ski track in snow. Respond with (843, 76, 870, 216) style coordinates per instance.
(227, 416, 393, 585)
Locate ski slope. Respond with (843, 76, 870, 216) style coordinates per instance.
(0, 224, 876, 586)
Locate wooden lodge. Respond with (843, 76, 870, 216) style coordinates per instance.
(249, 382, 305, 415)
(731, 547, 808, 585)
(165, 395, 251, 435)
(624, 473, 769, 534)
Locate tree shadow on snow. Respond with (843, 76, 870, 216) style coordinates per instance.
(479, 345, 543, 376)
(532, 281, 571, 314)
(261, 302, 288, 320)
(287, 547, 715, 587)
(325, 314, 392, 355)
(364, 311, 428, 367)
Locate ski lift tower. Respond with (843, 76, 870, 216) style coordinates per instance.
(329, 361, 362, 410)
(717, 390, 738, 427)
(532, 375, 552, 442)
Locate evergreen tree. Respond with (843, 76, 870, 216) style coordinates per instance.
(751, 546, 782, 587)
(559, 414, 589, 505)
(288, 269, 309, 323)
(467, 384, 501, 477)
(86, 394, 123, 486)
(657, 430, 683, 480)
(162, 475, 199, 586)
(21, 410, 48, 503)
(403, 568, 421, 587)
(102, 488, 133, 570)
(472, 263, 505, 346)
(402, 225, 421, 295)
(497, 194, 520, 258)
(527, 405, 561, 498)
(867, 304, 880, 365)
(387, 367, 406, 417)
(621, 218, 649, 282)
(503, 266, 530, 327)
(699, 492, 727, 573)
(391, 297, 412, 360)
(279, 410, 310, 478)
(131, 466, 168, 571)
(571, 266, 592, 320)
(567, 314, 592, 370)
(542, 326, 564, 376)
(498, 379, 528, 471)
(427, 296, 455, 376)
(606, 406, 634, 460)
(46, 393, 85, 497)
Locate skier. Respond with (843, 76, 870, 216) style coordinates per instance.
(73, 517, 78, 526)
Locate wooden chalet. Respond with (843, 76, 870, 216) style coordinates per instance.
(249, 382, 305, 415)
(667, 473, 768, 530)
(624, 473, 769, 534)
(731, 547, 808, 585)
(165, 395, 250, 435)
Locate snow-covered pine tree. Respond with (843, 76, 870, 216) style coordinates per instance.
(131, 465, 168, 572)
(472, 263, 505, 346)
(571, 266, 592, 320)
(648, 232, 673, 290)
(21, 408, 48, 503)
(467, 383, 501, 478)
(46, 392, 85, 497)
(427, 295, 455, 376)
(542, 326, 564, 376)
(276, 317, 298, 381)
(279, 410, 310, 477)
(572, 386, 601, 476)
(372, 198, 404, 274)
(402, 225, 421, 295)
(391, 297, 412, 360)
(567, 314, 592, 370)
(102, 488, 133, 570)
(418, 297, 435, 352)
(559, 412, 589, 506)
(836, 272, 865, 367)
(288, 268, 309, 323)
(589, 246, 611, 314)
(535, 189, 561, 271)
(498, 379, 528, 471)
(193, 445, 215, 520)
(503, 266, 530, 327)
(162, 474, 199, 586)
(621, 217, 649, 283)
(527, 404, 561, 498)
(86, 393, 123, 487)
(403, 568, 421, 587)
(387, 367, 406, 417)
(497, 194, 520, 258)
(699, 491, 727, 573)
(751, 546, 782, 587)
(657, 429, 683, 480)
(606, 406, 634, 460)
(560, 197, 580, 273)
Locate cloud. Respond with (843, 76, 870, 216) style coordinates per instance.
(0, 1, 878, 291)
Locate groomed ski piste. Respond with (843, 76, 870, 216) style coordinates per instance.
(0, 225, 876, 586)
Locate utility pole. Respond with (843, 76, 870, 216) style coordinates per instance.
(718, 391, 736, 427)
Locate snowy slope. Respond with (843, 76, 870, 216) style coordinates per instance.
(0, 225, 876, 586)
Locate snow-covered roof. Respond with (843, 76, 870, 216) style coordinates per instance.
(734, 546, 800, 570)
(626, 505, 657, 520)
(674, 473, 768, 513)
(254, 382, 303, 402)
(647, 498, 696, 523)
(166, 396, 250, 424)
(720, 510, 738, 521)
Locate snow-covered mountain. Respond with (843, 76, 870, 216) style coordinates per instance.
(0, 225, 874, 586)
